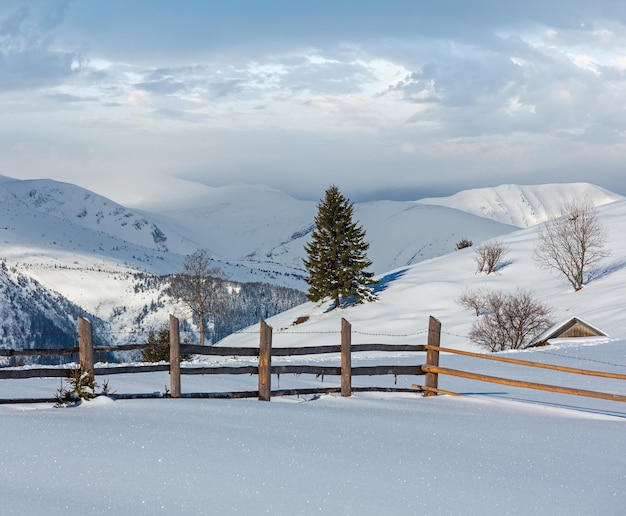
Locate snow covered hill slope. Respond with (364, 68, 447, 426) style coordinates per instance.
(143, 181, 624, 278)
(2, 175, 623, 351)
(417, 183, 623, 228)
(0, 264, 109, 355)
(169, 192, 517, 277)
(0, 175, 186, 275)
(218, 196, 626, 351)
(0, 177, 303, 288)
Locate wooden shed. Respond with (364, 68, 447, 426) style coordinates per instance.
(531, 317, 607, 346)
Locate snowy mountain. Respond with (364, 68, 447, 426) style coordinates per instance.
(418, 182, 623, 228)
(0, 263, 109, 359)
(1, 174, 623, 352)
(143, 182, 520, 280)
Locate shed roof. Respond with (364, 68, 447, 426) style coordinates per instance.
(532, 317, 608, 345)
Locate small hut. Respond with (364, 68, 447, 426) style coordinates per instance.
(531, 317, 607, 346)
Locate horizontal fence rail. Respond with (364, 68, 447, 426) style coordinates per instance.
(0, 342, 169, 358)
(425, 345, 626, 381)
(421, 344, 626, 403)
(421, 365, 626, 403)
(0, 347, 79, 357)
(0, 368, 74, 380)
(180, 343, 426, 357)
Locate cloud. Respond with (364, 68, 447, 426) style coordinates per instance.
(3, 0, 626, 205)
(0, 1, 81, 91)
(271, 55, 378, 95)
(134, 79, 188, 95)
(369, 28, 626, 147)
(44, 92, 97, 103)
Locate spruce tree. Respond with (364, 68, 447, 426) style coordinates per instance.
(303, 185, 376, 309)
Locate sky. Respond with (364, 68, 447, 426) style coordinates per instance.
(1, 0, 626, 207)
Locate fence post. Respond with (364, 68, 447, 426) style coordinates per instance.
(259, 319, 272, 401)
(169, 314, 181, 398)
(424, 316, 441, 397)
(341, 318, 352, 397)
(78, 316, 94, 374)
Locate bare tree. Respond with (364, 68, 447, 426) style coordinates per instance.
(457, 288, 488, 316)
(169, 250, 229, 345)
(468, 289, 553, 352)
(475, 241, 508, 274)
(534, 199, 609, 291)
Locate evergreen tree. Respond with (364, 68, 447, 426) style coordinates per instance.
(141, 326, 171, 362)
(303, 185, 376, 309)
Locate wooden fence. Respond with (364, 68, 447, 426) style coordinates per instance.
(1, 315, 625, 404)
(0, 315, 437, 403)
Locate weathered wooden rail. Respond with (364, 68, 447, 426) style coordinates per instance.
(420, 342, 626, 402)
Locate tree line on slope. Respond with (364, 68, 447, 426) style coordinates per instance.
(135, 265, 307, 346)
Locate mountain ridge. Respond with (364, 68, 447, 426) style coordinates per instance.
(1, 176, 622, 352)
(417, 183, 623, 228)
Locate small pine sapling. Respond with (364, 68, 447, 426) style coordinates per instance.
(54, 368, 97, 407)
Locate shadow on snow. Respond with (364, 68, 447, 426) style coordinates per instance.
(322, 268, 410, 312)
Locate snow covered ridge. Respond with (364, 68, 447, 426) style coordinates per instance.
(1, 175, 624, 353)
(418, 183, 624, 228)
(2, 176, 619, 284)
(2, 177, 175, 252)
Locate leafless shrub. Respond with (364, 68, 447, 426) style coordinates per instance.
(534, 198, 609, 291)
(468, 289, 553, 352)
(456, 238, 473, 250)
(456, 288, 488, 316)
(474, 241, 508, 274)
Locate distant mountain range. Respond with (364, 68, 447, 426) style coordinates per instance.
(0, 174, 621, 354)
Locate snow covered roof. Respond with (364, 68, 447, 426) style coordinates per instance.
(532, 317, 608, 345)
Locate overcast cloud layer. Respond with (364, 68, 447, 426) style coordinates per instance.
(1, 0, 626, 206)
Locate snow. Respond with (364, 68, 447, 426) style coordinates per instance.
(418, 182, 623, 228)
(1, 180, 626, 514)
(0, 386, 624, 514)
(215, 195, 626, 351)
(0, 176, 519, 291)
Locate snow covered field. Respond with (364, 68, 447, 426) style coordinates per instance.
(1, 185, 626, 514)
(0, 395, 624, 515)
(1, 336, 625, 515)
